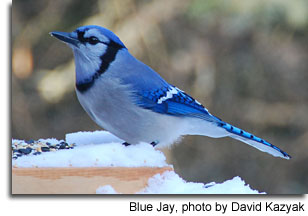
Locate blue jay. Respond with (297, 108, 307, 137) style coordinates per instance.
(51, 25, 290, 159)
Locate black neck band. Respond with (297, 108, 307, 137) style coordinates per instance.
(76, 41, 125, 93)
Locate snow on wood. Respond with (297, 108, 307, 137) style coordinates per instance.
(12, 130, 264, 194)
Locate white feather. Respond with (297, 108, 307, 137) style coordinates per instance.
(157, 87, 178, 104)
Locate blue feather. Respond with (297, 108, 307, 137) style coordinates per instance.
(135, 85, 220, 122)
(135, 83, 290, 159)
(218, 122, 291, 159)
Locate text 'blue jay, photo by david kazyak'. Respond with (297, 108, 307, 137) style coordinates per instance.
(50, 25, 290, 160)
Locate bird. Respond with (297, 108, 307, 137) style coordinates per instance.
(50, 25, 290, 159)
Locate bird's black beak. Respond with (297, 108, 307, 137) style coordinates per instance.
(50, 31, 79, 47)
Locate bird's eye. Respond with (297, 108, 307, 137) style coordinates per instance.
(88, 36, 99, 45)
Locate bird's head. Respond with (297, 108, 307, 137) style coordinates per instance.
(50, 25, 127, 88)
(51, 25, 126, 55)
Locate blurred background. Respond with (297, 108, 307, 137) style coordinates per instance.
(12, 0, 308, 194)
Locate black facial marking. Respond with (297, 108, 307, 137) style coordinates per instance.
(76, 29, 126, 48)
(97, 40, 124, 75)
(76, 40, 125, 93)
(77, 30, 101, 45)
(77, 30, 87, 43)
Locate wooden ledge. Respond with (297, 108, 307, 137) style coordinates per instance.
(12, 166, 173, 194)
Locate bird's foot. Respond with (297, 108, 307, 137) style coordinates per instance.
(123, 141, 158, 147)
(150, 141, 158, 147)
(122, 142, 131, 147)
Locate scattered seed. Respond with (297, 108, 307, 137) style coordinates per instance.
(41, 147, 50, 152)
(59, 143, 67, 149)
(18, 148, 32, 154)
(11, 140, 76, 159)
(26, 139, 35, 144)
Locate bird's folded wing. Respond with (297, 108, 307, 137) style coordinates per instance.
(133, 85, 221, 123)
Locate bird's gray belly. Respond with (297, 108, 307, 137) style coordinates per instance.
(75, 78, 183, 145)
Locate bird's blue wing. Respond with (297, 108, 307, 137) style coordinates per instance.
(134, 84, 221, 123)
(117, 59, 219, 122)
(124, 67, 290, 159)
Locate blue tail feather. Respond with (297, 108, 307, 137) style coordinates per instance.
(218, 122, 291, 159)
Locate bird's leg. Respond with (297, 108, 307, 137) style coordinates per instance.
(150, 141, 158, 147)
(122, 142, 131, 147)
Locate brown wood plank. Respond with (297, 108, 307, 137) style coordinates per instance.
(12, 166, 173, 194)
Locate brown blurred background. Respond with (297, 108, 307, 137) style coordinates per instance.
(12, 0, 308, 194)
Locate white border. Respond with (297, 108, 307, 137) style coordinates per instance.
(3, 1, 307, 216)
